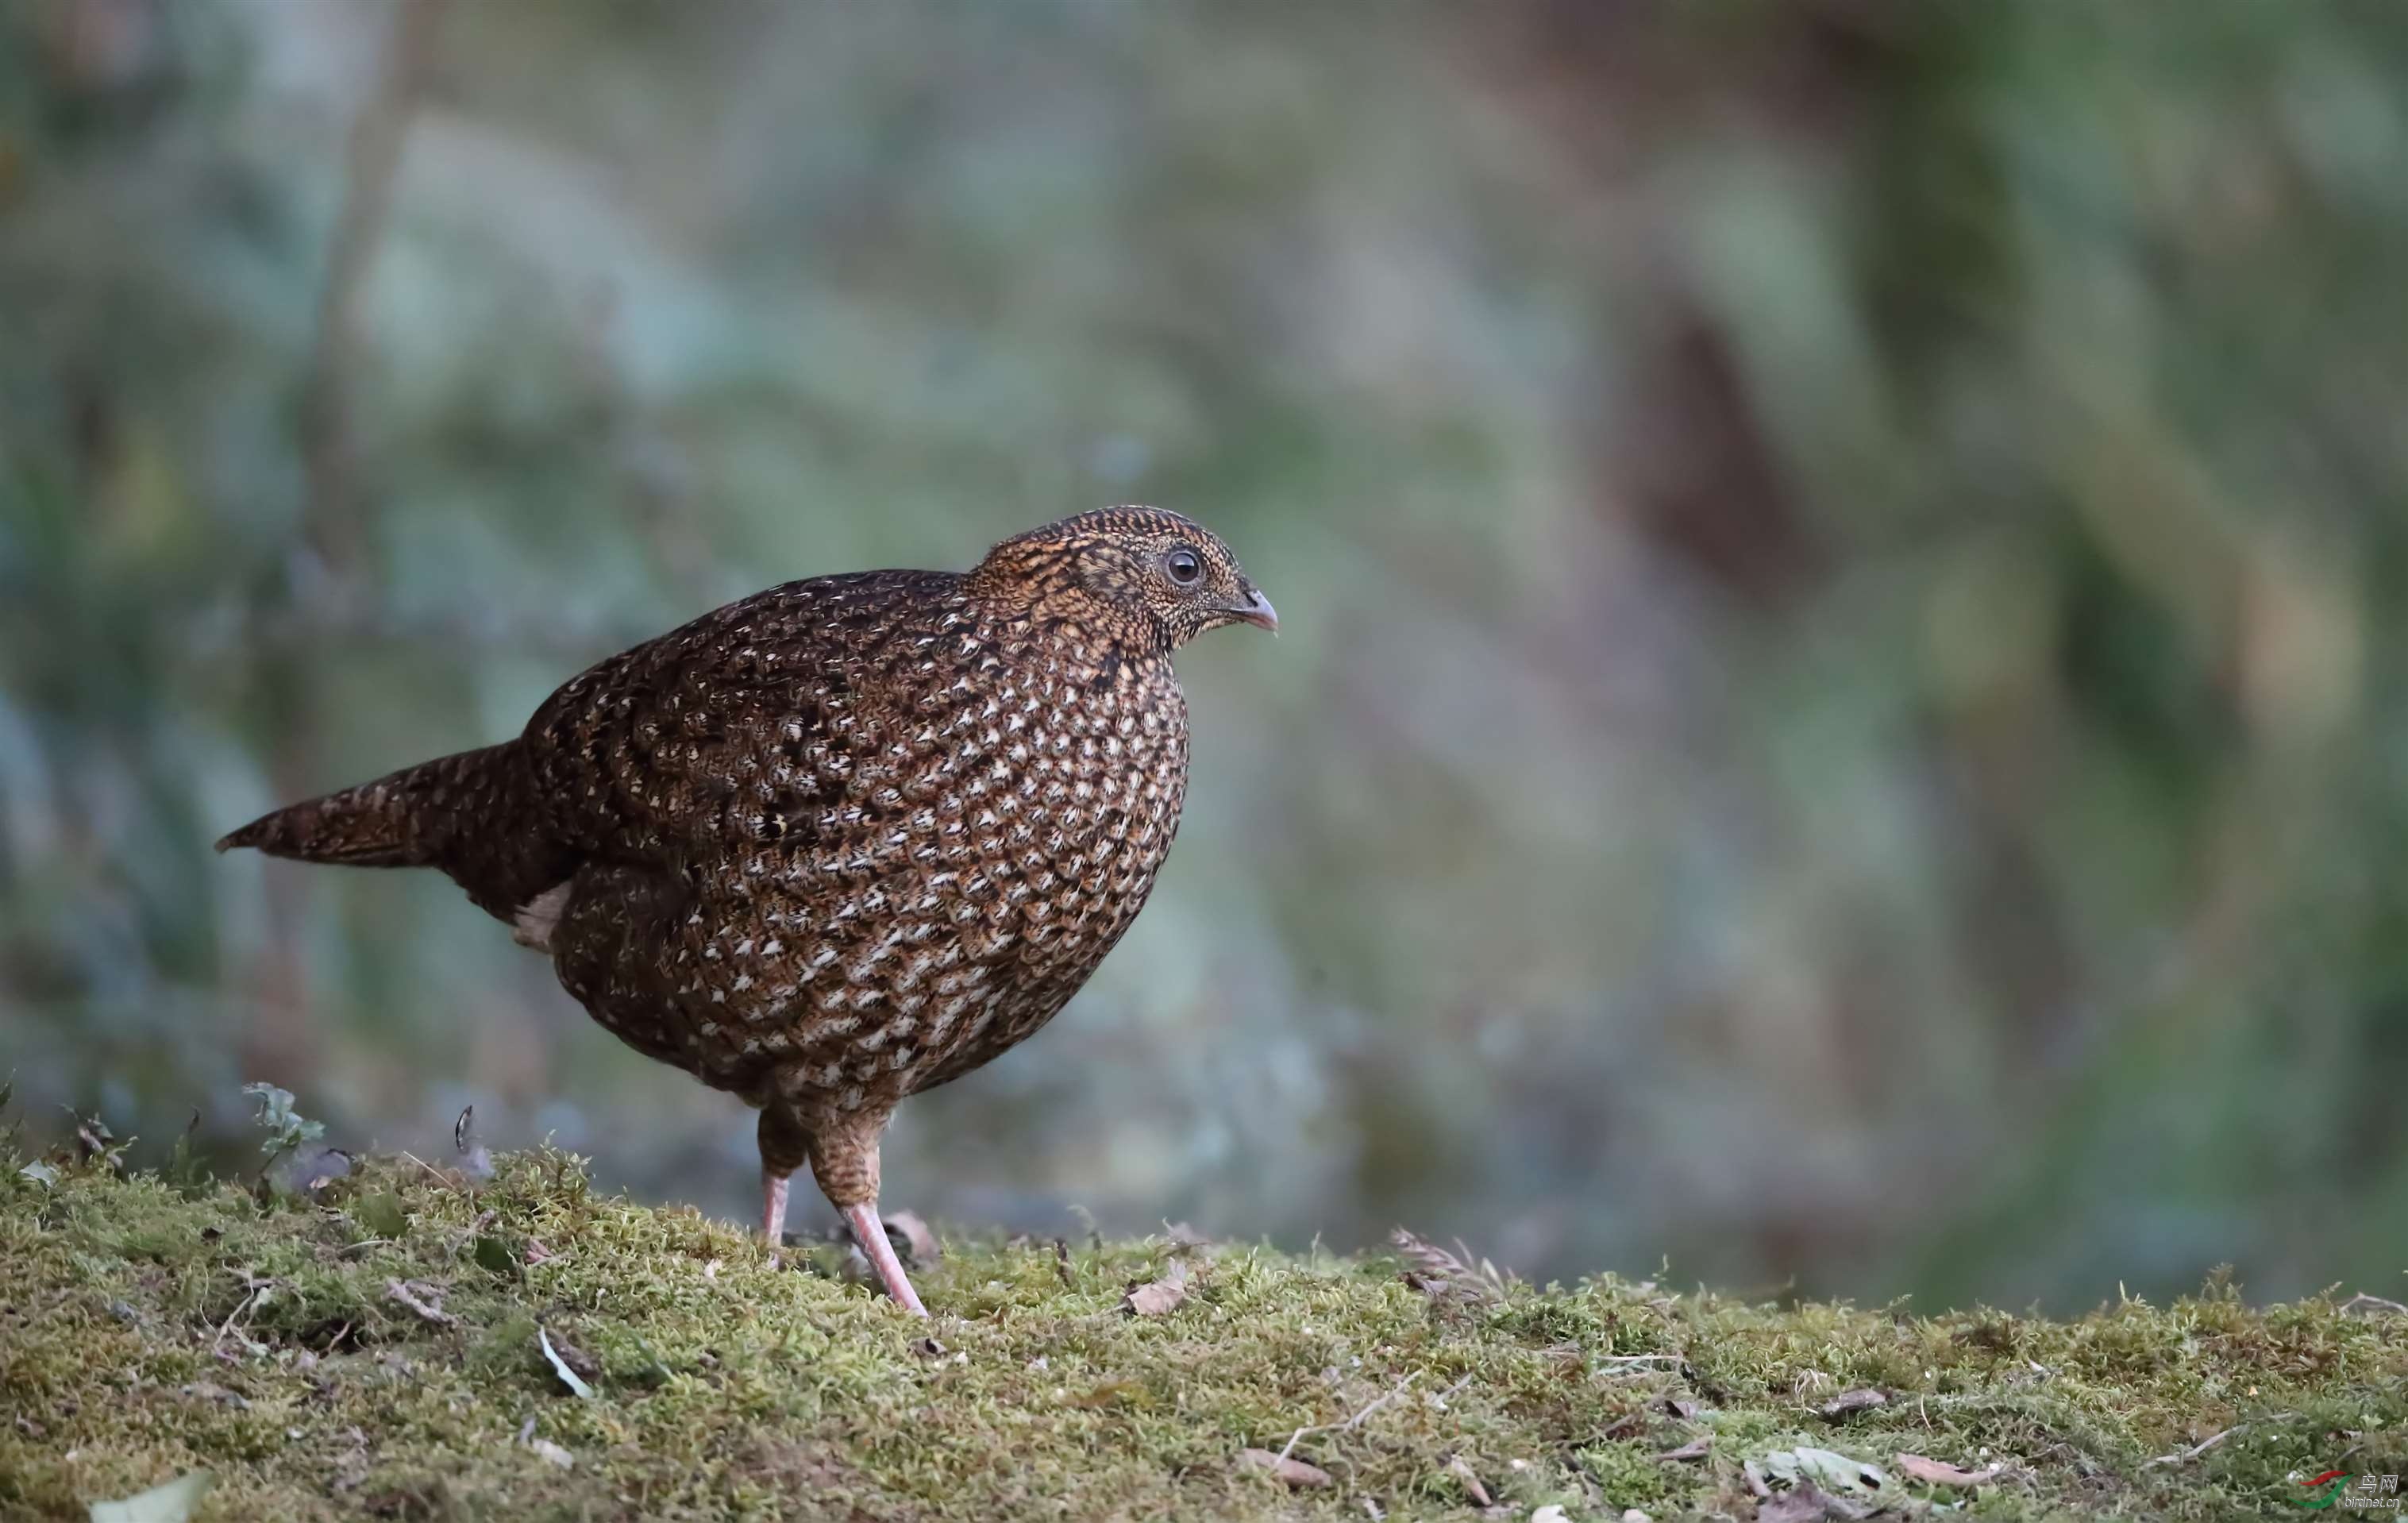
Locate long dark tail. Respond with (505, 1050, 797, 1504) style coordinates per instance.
(215, 743, 520, 867)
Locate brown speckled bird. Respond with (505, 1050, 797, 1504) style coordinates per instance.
(218, 507, 1275, 1314)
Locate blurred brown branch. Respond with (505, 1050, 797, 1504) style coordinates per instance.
(250, 0, 450, 1087)
(302, 0, 449, 565)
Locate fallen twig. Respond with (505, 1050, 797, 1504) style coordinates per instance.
(384, 1279, 456, 1328)
(2142, 1425, 2242, 1469)
(210, 1280, 271, 1355)
(1277, 1372, 1420, 1463)
(395, 1151, 458, 1188)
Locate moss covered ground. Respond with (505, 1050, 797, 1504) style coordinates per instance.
(2, 1144, 2403, 1521)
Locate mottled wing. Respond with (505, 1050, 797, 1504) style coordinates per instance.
(521, 569, 954, 870)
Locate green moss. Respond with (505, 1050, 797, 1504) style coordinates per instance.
(2, 1150, 2402, 1521)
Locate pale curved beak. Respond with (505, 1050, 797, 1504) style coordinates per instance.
(1228, 586, 1279, 633)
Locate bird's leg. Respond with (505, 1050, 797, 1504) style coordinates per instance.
(842, 1200, 927, 1318)
(762, 1170, 792, 1251)
(757, 1104, 811, 1267)
(810, 1110, 926, 1317)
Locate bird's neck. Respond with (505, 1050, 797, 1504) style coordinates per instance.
(962, 558, 1169, 657)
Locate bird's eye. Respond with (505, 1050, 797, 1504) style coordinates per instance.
(1164, 546, 1204, 586)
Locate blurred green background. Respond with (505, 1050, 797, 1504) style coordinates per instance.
(6, 0, 2407, 1312)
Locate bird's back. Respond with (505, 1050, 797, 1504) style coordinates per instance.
(521, 568, 969, 870)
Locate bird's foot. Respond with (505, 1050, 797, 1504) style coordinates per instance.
(843, 1201, 928, 1317)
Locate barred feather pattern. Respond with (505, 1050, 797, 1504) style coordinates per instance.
(534, 569, 1190, 1126)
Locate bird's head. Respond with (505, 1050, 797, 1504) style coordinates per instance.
(969, 507, 1277, 652)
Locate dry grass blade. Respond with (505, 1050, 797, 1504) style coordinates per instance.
(538, 1328, 595, 1398)
(1389, 1228, 1508, 1305)
(1274, 1371, 1418, 1462)
(2140, 1424, 2244, 1468)
(210, 1277, 274, 1355)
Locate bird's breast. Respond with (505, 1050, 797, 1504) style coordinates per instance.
(663, 630, 1189, 1109)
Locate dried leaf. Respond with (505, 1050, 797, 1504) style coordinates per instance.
(1817, 1387, 1888, 1421)
(538, 1328, 594, 1399)
(1531, 1508, 1570, 1523)
(179, 1381, 248, 1409)
(1123, 1259, 1190, 1316)
(1655, 1436, 1712, 1462)
(383, 1279, 454, 1327)
(1756, 1483, 1869, 1522)
(87, 1471, 214, 1523)
(1893, 1452, 2001, 1488)
(1239, 1448, 1332, 1489)
(527, 1438, 574, 1470)
(17, 1161, 56, 1187)
(914, 1336, 949, 1358)
(1445, 1455, 1495, 1506)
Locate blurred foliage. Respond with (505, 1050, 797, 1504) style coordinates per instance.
(5, 0, 2408, 1309)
